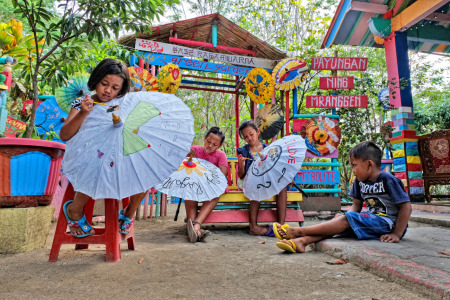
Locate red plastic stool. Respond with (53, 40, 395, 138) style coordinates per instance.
(49, 183, 135, 262)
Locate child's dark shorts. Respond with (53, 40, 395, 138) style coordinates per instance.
(344, 211, 399, 240)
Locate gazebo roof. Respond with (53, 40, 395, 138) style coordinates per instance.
(118, 13, 287, 61)
(321, 0, 450, 56)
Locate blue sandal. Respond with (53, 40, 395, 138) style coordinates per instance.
(63, 200, 94, 238)
(119, 209, 134, 235)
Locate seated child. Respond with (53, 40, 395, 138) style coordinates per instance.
(185, 126, 228, 243)
(237, 120, 287, 236)
(275, 141, 412, 253)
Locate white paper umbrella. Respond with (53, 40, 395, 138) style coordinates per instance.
(155, 157, 228, 202)
(243, 135, 307, 201)
(62, 92, 195, 199)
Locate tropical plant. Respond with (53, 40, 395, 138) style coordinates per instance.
(11, 0, 179, 138)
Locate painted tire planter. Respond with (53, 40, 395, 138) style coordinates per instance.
(0, 138, 65, 207)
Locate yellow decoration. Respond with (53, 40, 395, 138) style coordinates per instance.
(245, 68, 274, 104)
(157, 64, 181, 94)
(392, 150, 405, 158)
(407, 156, 421, 164)
(373, 34, 385, 44)
(128, 66, 158, 92)
(390, 138, 419, 144)
(272, 58, 308, 91)
(177, 160, 207, 176)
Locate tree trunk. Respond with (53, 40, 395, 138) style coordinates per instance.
(23, 65, 40, 138)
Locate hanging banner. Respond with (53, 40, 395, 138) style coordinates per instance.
(135, 38, 275, 69)
(4, 116, 26, 138)
(138, 51, 253, 77)
(319, 76, 354, 89)
(311, 57, 368, 71)
(306, 95, 368, 108)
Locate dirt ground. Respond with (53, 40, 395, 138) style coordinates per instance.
(0, 204, 428, 300)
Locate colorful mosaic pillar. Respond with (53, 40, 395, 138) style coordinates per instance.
(385, 32, 425, 202)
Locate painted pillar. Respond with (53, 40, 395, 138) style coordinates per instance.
(0, 57, 14, 135)
(384, 32, 424, 202)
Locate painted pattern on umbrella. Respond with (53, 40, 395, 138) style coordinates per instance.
(243, 135, 307, 201)
(155, 157, 228, 202)
(245, 68, 274, 104)
(35, 97, 68, 143)
(272, 58, 308, 91)
(157, 64, 181, 94)
(55, 74, 93, 113)
(303, 116, 341, 156)
(62, 92, 195, 200)
(256, 104, 284, 140)
(128, 66, 158, 92)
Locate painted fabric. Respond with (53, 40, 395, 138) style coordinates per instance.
(236, 143, 268, 176)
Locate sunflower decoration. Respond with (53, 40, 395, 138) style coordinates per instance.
(303, 116, 341, 156)
(272, 58, 308, 91)
(157, 64, 182, 94)
(245, 67, 274, 104)
(177, 157, 207, 176)
(128, 66, 158, 92)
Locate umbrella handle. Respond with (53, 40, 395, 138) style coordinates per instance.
(290, 181, 308, 198)
(174, 197, 182, 221)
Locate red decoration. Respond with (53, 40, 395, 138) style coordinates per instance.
(311, 57, 368, 71)
(306, 95, 368, 108)
(319, 76, 354, 89)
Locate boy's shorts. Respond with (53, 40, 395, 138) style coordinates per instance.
(344, 211, 395, 240)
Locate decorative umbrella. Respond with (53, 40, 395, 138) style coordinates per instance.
(157, 64, 182, 94)
(245, 67, 274, 104)
(303, 116, 341, 156)
(256, 104, 284, 140)
(35, 96, 68, 143)
(156, 157, 227, 202)
(128, 66, 158, 92)
(62, 91, 195, 200)
(272, 58, 308, 91)
(55, 74, 92, 113)
(242, 135, 307, 201)
(378, 88, 391, 110)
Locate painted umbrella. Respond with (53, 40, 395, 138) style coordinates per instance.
(272, 58, 309, 91)
(256, 104, 284, 140)
(128, 66, 158, 92)
(303, 116, 341, 156)
(35, 96, 68, 143)
(55, 74, 93, 113)
(155, 157, 228, 202)
(157, 64, 182, 94)
(243, 135, 307, 201)
(62, 92, 195, 199)
(245, 67, 274, 104)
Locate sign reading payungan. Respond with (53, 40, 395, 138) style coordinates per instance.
(311, 57, 368, 71)
(306, 95, 368, 108)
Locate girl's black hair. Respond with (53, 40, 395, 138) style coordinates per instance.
(88, 58, 130, 98)
(348, 141, 382, 167)
(238, 120, 259, 139)
(205, 126, 225, 145)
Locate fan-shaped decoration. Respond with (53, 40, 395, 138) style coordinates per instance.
(256, 104, 284, 140)
(128, 66, 158, 92)
(303, 116, 341, 156)
(272, 58, 308, 91)
(157, 64, 182, 94)
(245, 67, 274, 104)
(55, 74, 92, 113)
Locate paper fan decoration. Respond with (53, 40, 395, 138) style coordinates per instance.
(272, 58, 308, 91)
(303, 116, 341, 156)
(157, 64, 182, 94)
(128, 66, 158, 92)
(55, 74, 92, 113)
(245, 68, 274, 104)
(256, 104, 284, 140)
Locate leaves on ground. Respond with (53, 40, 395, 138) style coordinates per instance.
(138, 258, 144, 264)
(326, 258, 349, 265)
(258, 241, 265, 244)
(439, 250, 450, 256)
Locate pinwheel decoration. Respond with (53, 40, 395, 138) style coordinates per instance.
(272, 58, 308, 91)
(245, 68, 274, 104)
(303, 116, 341, 156)
(55, 74, 93, 113)
(128, 66, 158, 92)
(157, 64, 182, 94)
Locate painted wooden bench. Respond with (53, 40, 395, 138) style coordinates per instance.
(201, 158, 304, 225)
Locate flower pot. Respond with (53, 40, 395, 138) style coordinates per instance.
(0, 138, 65, 207)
